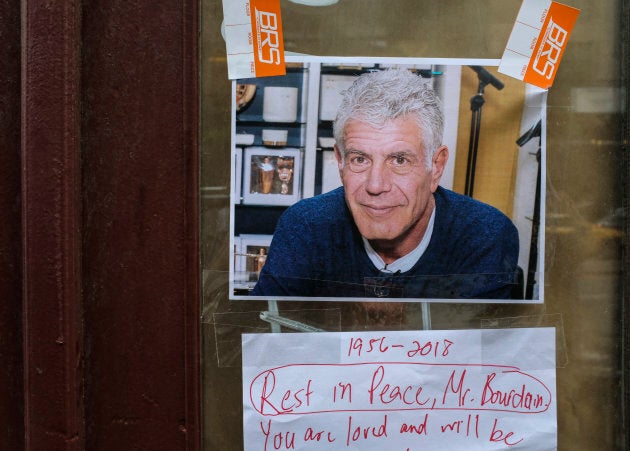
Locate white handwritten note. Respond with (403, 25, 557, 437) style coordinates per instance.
(243, 328, 556, 450)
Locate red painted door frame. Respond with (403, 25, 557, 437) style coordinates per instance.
(17, 0, 201, 448)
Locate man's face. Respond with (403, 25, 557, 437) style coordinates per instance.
(335, 118, 448, 259)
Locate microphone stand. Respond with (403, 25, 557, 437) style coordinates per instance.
(516, 120, 542, 300)
(465, 66, 505, 197)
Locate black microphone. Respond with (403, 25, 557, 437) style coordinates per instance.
(469, 66, 505, 90)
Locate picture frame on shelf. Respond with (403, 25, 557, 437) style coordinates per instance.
(242, 147, 302, 206)
(233, 234, 273, 292)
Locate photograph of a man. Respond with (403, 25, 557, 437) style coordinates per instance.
(252, 69, 520, 299)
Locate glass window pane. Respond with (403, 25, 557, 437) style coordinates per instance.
(201, 1, 626, 449)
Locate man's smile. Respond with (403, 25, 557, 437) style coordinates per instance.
(359, 203, 400, 216)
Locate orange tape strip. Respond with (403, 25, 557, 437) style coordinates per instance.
(523, 2, 579, 89)
(249, 0, 286, 77)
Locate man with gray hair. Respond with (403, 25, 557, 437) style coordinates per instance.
(252, 69, 519, 299)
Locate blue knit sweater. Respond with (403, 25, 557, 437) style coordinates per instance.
(252, 186, 519, 299)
